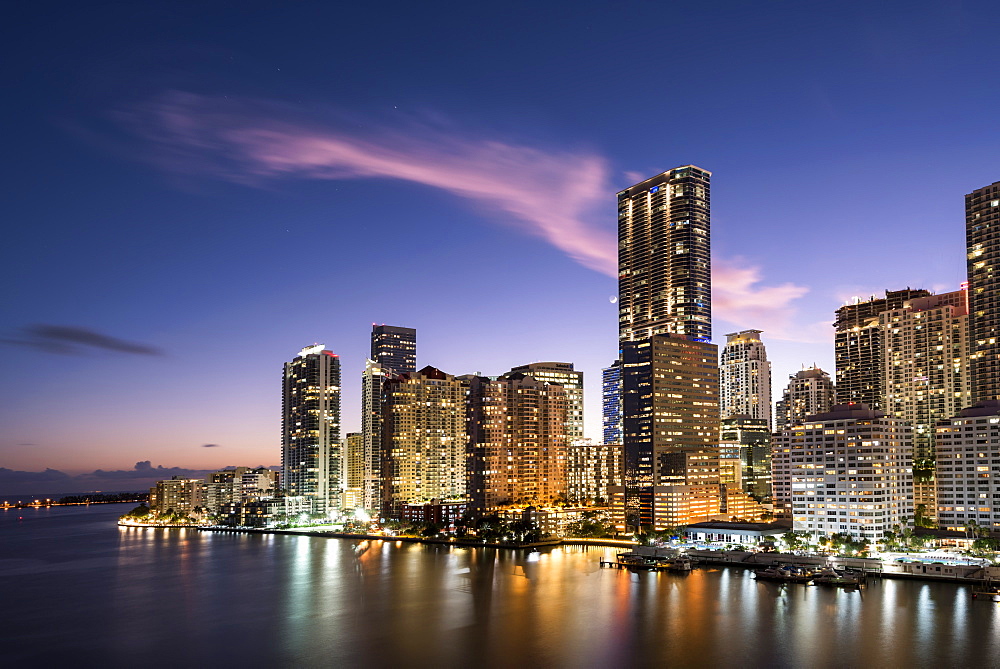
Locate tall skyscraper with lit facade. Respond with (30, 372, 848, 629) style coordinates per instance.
(719, 329, 772, 428)
(507, 362, 583, 442)
(834, 289, 929, 409)
(380, 366, 467, 519)
(282, 344, 342, 513)
(967, 180, 1000, 404)
(617, 166, 712, 344)
(602, 360, 622, 445)
(371, 324, 416, 374)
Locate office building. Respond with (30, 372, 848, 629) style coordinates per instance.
(719, 330, 772, 427)
(834, 289, 930, 409)
(616, 334, 720, 531)
(371, 324, 416, 374)
(934, 400, 1000, 532)
(343, 432, 364, 510)
(282, 344, 342, 514)
(381, 366, 467, 519)
(774, 367, 836, 432)
(602, 360, 622, 445)
(967, 180, 1000, 404)
(881, 289, 971, 521)
(617, 166, 712, 343)
(772, 404, 912, 539)
(507, 362, 584, 442)
(720, 415, 772, 502)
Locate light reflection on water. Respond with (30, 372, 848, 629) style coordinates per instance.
(3, 504, 1000, 668)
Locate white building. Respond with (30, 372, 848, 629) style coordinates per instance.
(773, 403, 912, 540)
(935, 400, 1000, 532)
(719, 330, 772, 428)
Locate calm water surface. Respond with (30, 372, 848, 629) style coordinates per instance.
(3, 504, 999, 668)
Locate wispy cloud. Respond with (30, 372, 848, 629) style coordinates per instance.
(118, 92, 811, 334)
(201, 444, 221, 448)
(1, 325, 162, 356)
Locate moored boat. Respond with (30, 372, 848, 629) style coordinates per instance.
(753, 565, 813, 583)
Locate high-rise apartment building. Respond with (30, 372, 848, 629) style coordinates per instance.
(282, 344, 342, 513)
(507, 362, 583, 442)
(617, 166, 712, 344)
(774, 367, 836, 432)
(967, 180, 1000, 404)
(465, 372, 568, 512)
(881, 289, 971, 521)
(617, 334, 720, 530)
(834, 289, 930, 409)
(566, 438, 622, 504)
(380, 366, 467, 519)
(602, 360, 622, 445)
(361, 359, 391, 514)
(772, 403, 912, 538)
(371, 324, 416, 374)
(934, 400, 1000, 532)
(719, 330, 772, 427)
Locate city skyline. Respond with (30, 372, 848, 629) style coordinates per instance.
(2, 1, 997, 491)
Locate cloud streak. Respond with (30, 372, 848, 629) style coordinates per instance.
(118, 92, 810, 333)
(2, 325, 162, 356)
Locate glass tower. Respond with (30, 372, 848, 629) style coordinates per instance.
(967, 180, 1000, 403)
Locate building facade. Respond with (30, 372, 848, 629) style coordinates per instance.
(967, 180, 1000, 404)
(507, 362, 583, 443)
(566, 438, 622, 504)
(282, 344, 342, 514)
(934, 400, 1000, 532)
(617, 166, 712, 344)
(371, 324, 416, 374)
(719, 330, 772, 427)
(720, 415, 772, 502)
(834, 289, 930, 410)
(774, 367, 836, 432)
(381, 366, 467, 519)
(361, 358, 392, 514)
(602, 360, 622, 445)
(772, 404, 912, 540)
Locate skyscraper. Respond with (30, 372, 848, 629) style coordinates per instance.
(507, 362, 583, 442)
(967, 180, 1000, 404)
(617, 166, 712, 343)
(720, 415, 772, 503)
(602, 360, 622, 445)
(282, 344, 342, 513)
(719, 329, 772, 428)
(774, 367, 836, 432)
(834, 289, 930, 409)
(380, 366, 467, 519)
(371, 324, 416, 374)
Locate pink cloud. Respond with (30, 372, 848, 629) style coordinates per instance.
(121, 92, 813, 338)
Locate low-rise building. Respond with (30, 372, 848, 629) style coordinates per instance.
(935, 400, 1000, 532)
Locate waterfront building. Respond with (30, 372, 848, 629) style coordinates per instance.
(720, 415, 772, 502)
(282, 344, 342, 514)
(617, 166, 712, 344)
(343, 431, 364, 510)
(566, 438, 622, 504)
(774, 367, 835, 432)
(149, 477, 206, 517)
(881, 289, 971, 522)
(967, 180, 1000, 404)
(934, 400, 1000, 532)
(616, 334, 720, 531)
(772, 403, 913, 540)
(465, 372, 569, 513)
(602, 360, 622, 445)
(719, 330, 772, 428)
(381, 366, 468, 519)
(361, 359, 392, 514)
(371, 324, 416, 374)
(507, 362, 583, 442)
(834, 289, 930, 409)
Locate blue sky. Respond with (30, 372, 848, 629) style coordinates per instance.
(1, 0, 996, 492)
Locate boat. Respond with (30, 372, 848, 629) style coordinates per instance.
(812, 567, 862, 587)
(753, 565, 814, 583)
(664, 556, 694, 572)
